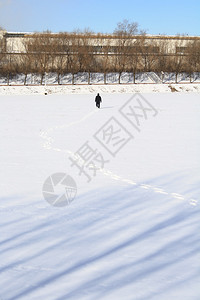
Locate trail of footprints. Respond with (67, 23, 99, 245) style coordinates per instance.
(40, 110, 199, 208)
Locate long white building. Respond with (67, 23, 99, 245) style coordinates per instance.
(1, 31, 200, 55)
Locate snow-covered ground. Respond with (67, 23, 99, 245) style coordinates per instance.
(1, 82, 200, 96)
(0, 71, 200, 86)
(1, 72, 200, 96)
(0, 90, 200, 300)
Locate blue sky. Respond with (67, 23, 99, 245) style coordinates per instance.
(0, 0, 200, 35)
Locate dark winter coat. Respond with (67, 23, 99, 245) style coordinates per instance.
(95, 94, 102, 104)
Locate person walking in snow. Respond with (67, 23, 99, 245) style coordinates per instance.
(95, 93, 102, 108)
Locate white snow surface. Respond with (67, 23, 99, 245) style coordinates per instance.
(0, 89, 200, 300)
(1, 83, 200, 96)
(0, 71, 200, 96)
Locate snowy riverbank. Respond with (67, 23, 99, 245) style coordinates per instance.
(1, 82, 200, 95)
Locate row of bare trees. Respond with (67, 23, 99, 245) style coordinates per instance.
(0, 31, 200, 84)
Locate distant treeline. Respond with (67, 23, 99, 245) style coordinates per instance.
(0, 31, 200, 84)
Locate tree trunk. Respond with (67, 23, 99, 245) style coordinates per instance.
(161, 72, 164, 83)
(175, 72, 178, 84)
(133, 71, 136, 84)
(40, 73, 44, 85)
(7, 73, 10, 85)
(118, 72, 121, 84)
(57, 73, 60, 85)
(24, 73, 27, 85)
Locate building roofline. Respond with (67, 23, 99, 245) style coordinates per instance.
(3, 31, 200, 40)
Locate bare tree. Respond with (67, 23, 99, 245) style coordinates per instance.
(137, 36, 159, 72)
(21, 38, 35, 84)
(77, 33, 95, 84)
(113, 19, 145, 36)
(24, 31, 57, 84)
(128, 38, 142, 83)
(0, 36, 6, 75)
(50, 33, 69, 84)
(156, 39, 171, 81)
(187, 40, 200, 81)
(113, 21, 146, 82)
(97, 38, 113, 84)
(170, 39, 188, 83)
(113, 37, 131, 83)
(67, 34, 81, 84)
